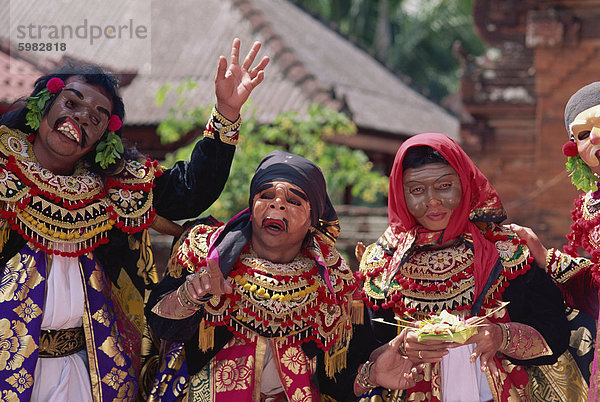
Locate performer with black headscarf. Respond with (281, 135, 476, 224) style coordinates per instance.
(145, 150, 360, 401)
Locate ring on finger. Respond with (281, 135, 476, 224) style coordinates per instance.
(198, 268, 210, 278)
(186, 273, 199, 282)
(398, 341, 407, 356)
(418, 350, 423, 359)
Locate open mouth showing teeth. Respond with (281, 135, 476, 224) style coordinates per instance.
(263, 218, 286, 232)
(57, 119, 81, 144)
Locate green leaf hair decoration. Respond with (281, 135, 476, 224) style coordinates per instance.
(566, 154, 598, 192)
(95, 130, 124, 169)
(25, 88, 52, 130)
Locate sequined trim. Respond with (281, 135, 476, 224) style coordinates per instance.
(203, 107, 241, 146)
(171, 224, 356, 361)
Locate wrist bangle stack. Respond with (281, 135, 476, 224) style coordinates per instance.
(498, 322, 512, 352)
(177, 282, 204, 309)
(355, 361, 378, 392)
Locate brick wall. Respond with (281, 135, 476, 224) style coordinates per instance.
(462, 0, 600, 249)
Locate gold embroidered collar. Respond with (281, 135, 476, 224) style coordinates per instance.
(173, 223, 356, 353)
(359, 224, 532, 317)
(0, 127, 159, 256)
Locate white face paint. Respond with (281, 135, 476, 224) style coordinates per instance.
(571, 104, 600, 173)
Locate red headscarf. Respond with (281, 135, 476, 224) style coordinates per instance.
(388, 133, 506, 298)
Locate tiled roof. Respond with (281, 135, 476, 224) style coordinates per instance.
(0, 50, 41, 103)
(0, 0, 458, 140)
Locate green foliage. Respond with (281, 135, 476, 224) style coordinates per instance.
(566, 155, 598, 192)
(95, 130, 124, 169)
(295, 0, 485, 100)
(25, 88, 52, 130)
(156, 91, 388, 221)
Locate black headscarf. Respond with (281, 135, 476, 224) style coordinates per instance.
(565, 82, 600, 137)
(207, 150, 339, 277)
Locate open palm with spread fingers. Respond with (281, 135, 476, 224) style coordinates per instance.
(215, 38, 270, 121)
(185, 258, 233, 300)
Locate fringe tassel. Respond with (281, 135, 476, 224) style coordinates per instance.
(198, 318, 215, 352)
(325, 346, 348, 378)
(351, 300, 364, 325)
(0, 225, 9, 254)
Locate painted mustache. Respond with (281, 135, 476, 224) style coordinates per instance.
(54, 116, 88, 147)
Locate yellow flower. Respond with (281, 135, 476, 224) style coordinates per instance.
(0, 319, 36, 370)
(6, 368, 33, 393)
(13, 298, 42, 323)
(281, 346, 307, 375)
(101, 367, 127, 390)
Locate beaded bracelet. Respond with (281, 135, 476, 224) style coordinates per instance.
(203, 106, 241, 146)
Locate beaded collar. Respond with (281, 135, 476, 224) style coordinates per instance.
(563, 191, 600, 284)
(0, 127, 161, 257)
(358, 224, 532, 318)
(170, 223, 357, 353)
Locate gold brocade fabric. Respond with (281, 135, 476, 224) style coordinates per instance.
(38, 327, 85, 358)
(526, 351, 588, 401)
(166, 222, 356, 384)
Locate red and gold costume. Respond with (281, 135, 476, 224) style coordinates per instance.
(355, 133, 578, 401)
(0, 106, 239, 401)
(545, 189, 600, 398)
(150, 223, 356, 400)
(147, 150, 359, 401)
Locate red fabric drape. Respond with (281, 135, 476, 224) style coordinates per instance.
(388, 133, 505, 297)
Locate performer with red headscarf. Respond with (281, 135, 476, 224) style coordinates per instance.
(353, 133, 579, 401)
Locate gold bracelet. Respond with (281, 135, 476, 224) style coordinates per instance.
(356, 361, 377, 391)
(203, 106, 241, 145)
(177, 283, 204, 309)
(499, 323, 511, 352)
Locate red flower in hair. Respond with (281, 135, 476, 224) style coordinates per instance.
(108, 115, 122, 132)
(46, 78, 64, 94)
(562, 140, 578, 157)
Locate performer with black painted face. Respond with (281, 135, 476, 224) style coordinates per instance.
(0, 38, 268, 400)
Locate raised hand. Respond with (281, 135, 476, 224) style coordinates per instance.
(185, 258, 233, 300)
(215, 38, 270, 121)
